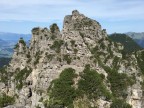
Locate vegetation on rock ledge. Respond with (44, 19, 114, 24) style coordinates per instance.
(47, 68, 77, 108)
(14, 67, 32, 90)
(47, 65, 113, 107)
(0, 93, 15, 108)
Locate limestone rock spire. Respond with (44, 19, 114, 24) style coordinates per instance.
(9, 38, 28, 71)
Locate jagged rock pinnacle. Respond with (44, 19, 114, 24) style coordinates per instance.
(72, 10, 80, 16)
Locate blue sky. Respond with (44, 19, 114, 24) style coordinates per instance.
(0, 0, 144, 34)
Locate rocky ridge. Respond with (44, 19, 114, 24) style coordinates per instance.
(0, 10, 144, 108)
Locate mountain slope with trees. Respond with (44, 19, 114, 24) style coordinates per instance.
(109, 33, 143, 53)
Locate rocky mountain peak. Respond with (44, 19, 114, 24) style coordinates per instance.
(14, 38, 27, 52)
(50, 23, 60, 33)
(72, 10, 80, 16)
(8, 38, 28, 72)
(0, 10, 144, 108)
(63, 10, 106, 46)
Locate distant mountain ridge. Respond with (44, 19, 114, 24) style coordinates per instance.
(126, 32, 144, 48)
(0, 32, 31, 58)
(126, 32, 144, 39)
(109, 33, 143, 54)
(0, 32, 31, 41)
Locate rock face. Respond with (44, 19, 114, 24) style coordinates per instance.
(0, 10, 144, 108)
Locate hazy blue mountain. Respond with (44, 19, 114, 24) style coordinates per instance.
(134, 39, 144, 48)
(0, 32, 31, 41)
(126, 32, 144, 39)
(0, 39, 13, 58)
(0, 32, 31, 58)
(126, 32, 144, 48)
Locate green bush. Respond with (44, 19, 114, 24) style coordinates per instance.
(100, 43, 105, 49)
(50, 23, 59, 33)
(112, 56, 120, 69)
(0, 67, 8, 84)
(48, 68, 77, 107)
(50, 40, 64, 53)
(108, 47, 113, 57)
(70, 40, 75, 47)
(47, 64, 134, 107)
(82, 19, 93, 26)
(46, 54, 54, 61)
(34, 51, 41, 65)
(136, 51, 144, 75)
(74, 49, 78, 54)
(15, 68, 32, 90)
(0, 93, 15, 107)
(97, 58, 135, 99)
(19, 38, 26, 46)
(50, 35, 57, 40)
(107, 69, 133, 98)
(110, 99, 132, 108)
(79, 32, 84, 38)
(91, 46, 99, 54)
(14, 43, 19, 49)
(78, 65, 112, 100)
(63, 55, 72, 64)
(35, 105, 41, 108)
(26, 53, 31, 58)
(34, 56, 40, 65)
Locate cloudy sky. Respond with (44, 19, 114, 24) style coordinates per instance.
(0, 0, 144, 34)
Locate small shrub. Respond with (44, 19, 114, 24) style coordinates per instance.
(14, 43, 19, 49)
(34, 56, 40, 65)
(39, 97, 43, 102)
(15, 68, 32, 90)
(112, 56, 120, 69)
(83, 19, 93, 26)
(34, 51, 41, 65)
(110, 99, 132, 108)
(0, 67, 8, 84)
(50, 35, 57, 40)
(63, 55, 72, 64)
(108, 47, 113, 57)
(50, 23, 59, 33)
(35, 105, 41, 108)
(50, 40, 64, 53)
(0, 93, 15, 107)
(136, 51, 144, 75)
(70, 40, 75, 47)
(100, 43, 105, 49)
(26, 52, 31, 58)
(79, 32, 84, 38)
(98, 38, 104, 44)
(91, 46, 99, 54)
(46, 54, 54, 61)
(74, 49, 78, 54)
(19, 38, 26, 46)
(57, 57, 62, 62)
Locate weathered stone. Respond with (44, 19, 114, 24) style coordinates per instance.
(1, 10, 144, 108)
